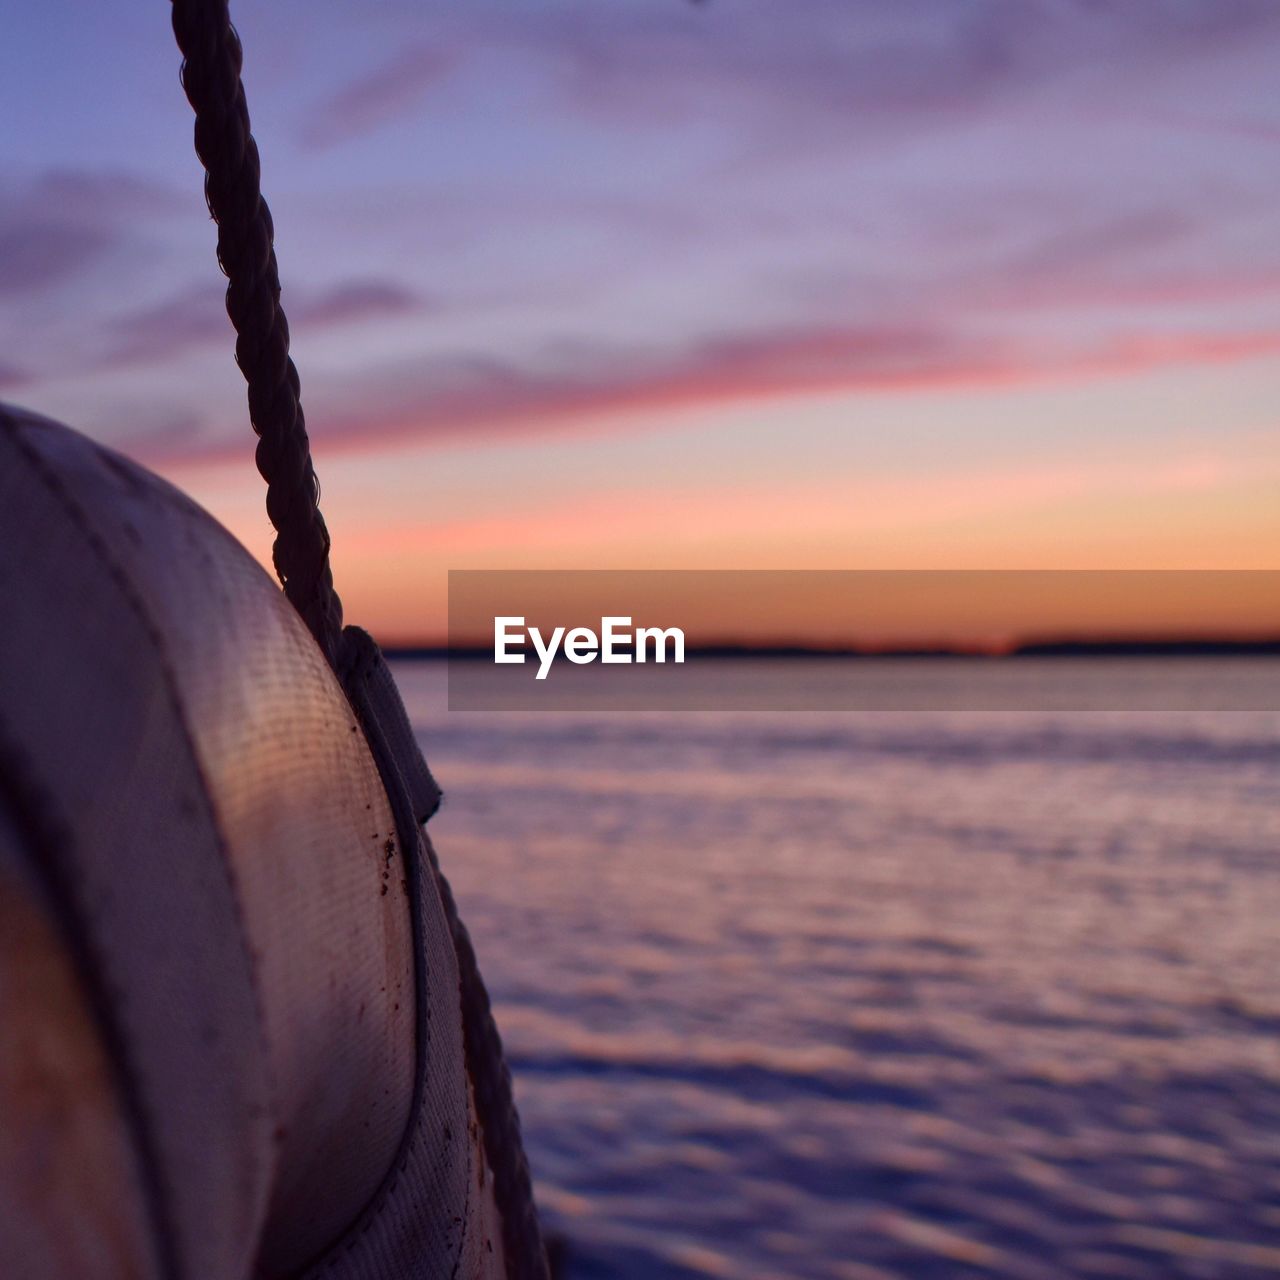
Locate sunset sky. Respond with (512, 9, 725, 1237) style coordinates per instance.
(3, 1, 1279, 641)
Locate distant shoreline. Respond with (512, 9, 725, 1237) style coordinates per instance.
(382, 638, 1280, 661)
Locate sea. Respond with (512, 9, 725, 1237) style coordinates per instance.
(393, 658, 1280, 1280)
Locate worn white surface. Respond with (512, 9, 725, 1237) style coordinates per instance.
(0, 405, 503, 1278)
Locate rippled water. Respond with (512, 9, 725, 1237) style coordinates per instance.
(396, 660, 1280, 1279)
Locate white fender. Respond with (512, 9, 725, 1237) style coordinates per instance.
(0, 405, 506, 1279)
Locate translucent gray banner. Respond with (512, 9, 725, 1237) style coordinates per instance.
(442, 570, 1280, 712)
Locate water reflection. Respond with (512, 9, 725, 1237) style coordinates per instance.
(401, 660, 1280, 1279)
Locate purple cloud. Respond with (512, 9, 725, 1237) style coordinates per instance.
(292, 280, 421, 327)
(90, 405, 209, 458)
(0, 219, 111, 295)
(301, 45, 457, 148)
(103, 278, 422, 368)
(0, 359, 32, 392)
(103, 283, 229, 366)
(462, 0, 1280, 137)
(0, 169, 190, 299)
(30, 170, 188, 218)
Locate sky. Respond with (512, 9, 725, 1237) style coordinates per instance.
(2, 0, 1279, 642)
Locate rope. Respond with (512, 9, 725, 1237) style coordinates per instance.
(423, 833, 550, 1280)
(170, 12, 547, 1276)
(170, 0, 343, 667)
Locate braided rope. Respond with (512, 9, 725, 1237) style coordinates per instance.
(423, 832, 550, 1280)
(171, 11, 547, 1274)
(170, 0, 343, 666)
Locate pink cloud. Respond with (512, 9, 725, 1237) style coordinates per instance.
(128, 320, 1280, 468)
(302, 324, 1280, 457)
